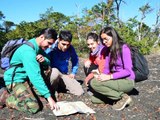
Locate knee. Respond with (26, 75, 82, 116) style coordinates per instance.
(6, 95, 40, 114)
(50, 68, 61, 81)
(68, 83, 84, 96)
(27, 101, 40, 114)
(90, 79, 99, 89)
(75, 88, 84, 96)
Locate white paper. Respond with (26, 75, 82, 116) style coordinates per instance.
(53, 101, 95, 116)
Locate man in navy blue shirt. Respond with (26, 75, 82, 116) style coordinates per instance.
(47, 30, 84, 96)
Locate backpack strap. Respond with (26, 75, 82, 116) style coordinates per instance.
(10, 66, 19, 90)
(24, 42, 35, 50)
(9, 42, 34, 69)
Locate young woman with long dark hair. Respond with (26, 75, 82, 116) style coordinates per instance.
(90, 26, 135, 110)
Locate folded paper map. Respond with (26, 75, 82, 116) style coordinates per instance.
(53, 101, 95, 116)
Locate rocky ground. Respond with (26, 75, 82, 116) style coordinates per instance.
(0, 54, 160, 120)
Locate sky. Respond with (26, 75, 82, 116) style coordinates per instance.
(0, 0, 159, 28)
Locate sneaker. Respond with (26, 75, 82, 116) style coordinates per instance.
(0, 87, 9, 109)
(112, 94, 133, 110)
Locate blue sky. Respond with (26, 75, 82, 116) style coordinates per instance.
(0, 0, 159, 28)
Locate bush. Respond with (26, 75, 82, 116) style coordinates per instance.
(72, 39, 89, 58)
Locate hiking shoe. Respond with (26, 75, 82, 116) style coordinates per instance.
(112, 94, 133, 110)
(0, 87, 9, 109)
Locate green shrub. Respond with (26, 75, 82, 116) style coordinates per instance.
(72, 39, 89, 58)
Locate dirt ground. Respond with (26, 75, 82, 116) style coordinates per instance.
(0, 54, 160, 120)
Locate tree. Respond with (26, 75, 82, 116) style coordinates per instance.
(0, 11, 5, 20)
(82, 1, 115, 31)
(75, 3, 82, 41)
(153, 8, 160, 47)
(39, 7, 54, 27)
(6, 21, 39, 40)
(138, 3, 153, 41)
(3, 21, 15, 33)
(114, 0, 126, 27)
(0, 11, 6, 48)
(0, 11, 5, 30)
(39, 7, 70, 32)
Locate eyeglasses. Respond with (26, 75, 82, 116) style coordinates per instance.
(103, 38, 110, 43)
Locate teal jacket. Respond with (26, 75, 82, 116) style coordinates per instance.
(4, 38, 51, 98)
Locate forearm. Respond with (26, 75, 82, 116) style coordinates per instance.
(112, 69, 131, 79)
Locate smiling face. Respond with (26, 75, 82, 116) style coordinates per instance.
(87, 38, 99, 52)
(100, 33, 113, 48)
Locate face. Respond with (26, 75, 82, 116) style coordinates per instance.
(58, 39, 71, 52)
(40, 38, 55, 50)
(87, 39, 99, 52)
(39, 34, 56, 50)
(101, 33, 113, 47)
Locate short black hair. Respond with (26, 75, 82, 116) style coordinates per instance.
(59, 30, 72, 42)
(37, 28, 57, 40)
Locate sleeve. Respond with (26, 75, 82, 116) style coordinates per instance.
(45, 47, 52, 54)
(40, 49, 50, 66)
(45, 42, 56, 54)
(70, 46, 79, 75)
(112, 45, 133, 79)
(20, 47, 51, 98)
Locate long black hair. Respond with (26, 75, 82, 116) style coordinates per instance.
(99, 26, 125, 70)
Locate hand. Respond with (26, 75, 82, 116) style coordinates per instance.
(47, 96, 60, 111)
(68, 74, 75, 79)
(99, 73, 111, 81)
(36, 54, 45, 63)
(84, 81, 88, 86)
(84, 73, 94, 86)
(95, 73, 111, 81)
(84, 79, 90, 86)
(84, 60, 91, 68)
(91, 69, 100, 75)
